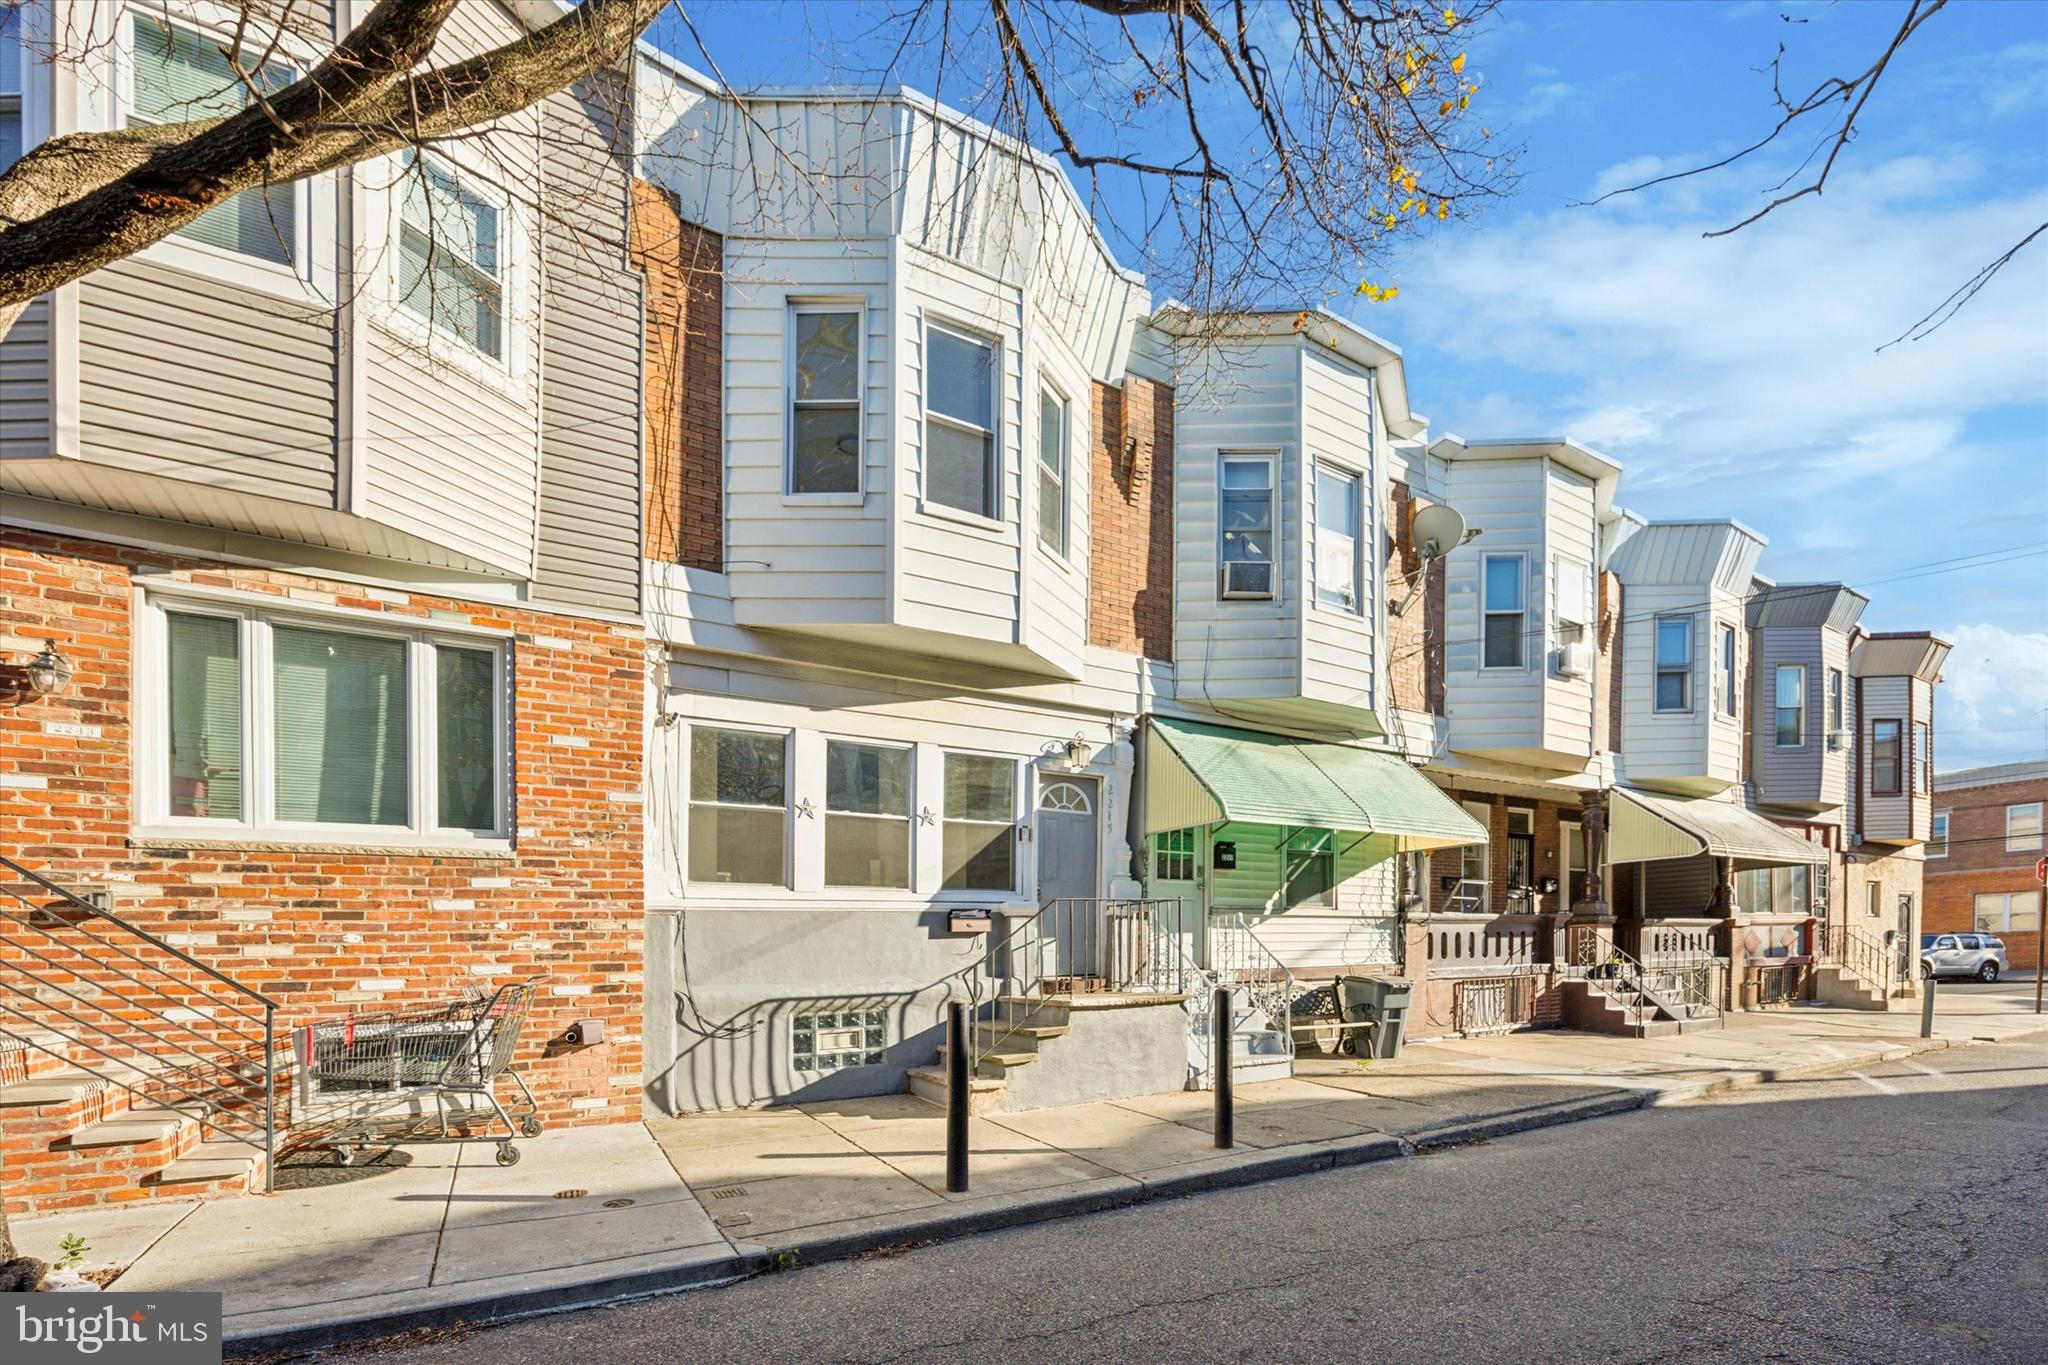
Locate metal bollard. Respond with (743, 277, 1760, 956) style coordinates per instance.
(946, 999, 969, 1192)
(1920, 971, 1936, 1040)
(1213, 985, 1234, 1149)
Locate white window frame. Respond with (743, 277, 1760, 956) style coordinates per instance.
(1480, 553, 1527, 671)
(939, 749, 1021, 896)
(1718, 624, 1738, 719)
(1975, 892, 2040, 934)
(921, 319, 1002, 526)
(821, 736, 913, 890)
(1928, 810, 1950, 859)
(1828, 669, 1845, 733)
(115, 7, 325, 301)
(785, 301, 866, 503)
(132, 586, 511, 849)
(1457, 800, 1490, 913)
(684, 722, 793, 890)
(1774, 664, 1807, 748)
(1034, 382, 1070, 560)
(1914, 720, 1932, 796)
(1554, 556, 1592, 648)
(383, 146, 520, 382)
(1218, 452, 1279, 601)
(1312, 461, 1364, 614)
(1653, 614, 1693, 713)
(2006, 802, 2044, 853)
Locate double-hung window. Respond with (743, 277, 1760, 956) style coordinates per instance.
(1928, 811, 1950, 859)
(1555, 558, 1592, 648)
(789, 307, 862, 494)
(925, 325, 997, 518)
(1314, 465, 1362, 612)
(1870, 720, 1902, 796)
(397, 151, 504, 361)
(126, 16, 297, 266)
(2007, 802, 2044, 853)
(689, 727, 788, 885)
(1481, 554, 1525, 669)
(824, 740, 910, 888)
(941, 753, 1016, 891)
(1282, 830, 1335, 909)
(1914, 721, 1931, 795)
(1975, 892, 2040, 933)
(0, 9, 21, 172)
(1654, 616, 1693, 712)
(1828, 669, 1844, 735)
(1718, 625, 1737, 718)
(1036, 387, 1068, 556)
(148, 598, 506, 842)
(1774, 665, 1806, 746)
(1219, 455, 1277, 599)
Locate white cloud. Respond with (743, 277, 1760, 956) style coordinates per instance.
(1936, 624, 2048, 770)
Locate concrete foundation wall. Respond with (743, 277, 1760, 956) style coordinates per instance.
(997, 1000, 1190, 1110)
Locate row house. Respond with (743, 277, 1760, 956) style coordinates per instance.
(1923, 761, 2043, 973)
(0, 1, 648, 1213)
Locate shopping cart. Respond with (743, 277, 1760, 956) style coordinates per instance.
(290, 981, 544, 1167)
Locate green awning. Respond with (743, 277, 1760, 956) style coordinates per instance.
(1145, 716, 1488, 851)
(1610, 787, 1820, 866)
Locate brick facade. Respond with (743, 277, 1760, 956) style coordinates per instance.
(1088, 376, 1175, 660)
(630, 179, 724, 572)
(1384, 482, 1446, 718)
(1925, 772, 2046, 972)
(0, 532, 647, 1156)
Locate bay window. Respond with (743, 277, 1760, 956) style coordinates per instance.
(1481, 554, 1525, 669)
(397, 150, 505, 361)
(1828, 669, 1844, 734)
(824, 740, 910, 888)
(1914, 721, 1932, 795)
(941, 753, 1016, 890)
(1036, 387, 1069, 556)
(1654, 615, 1692, 712)
(1219, 455, 1277, 599)
(1555, 557, 1592, 647)
(1314, 465, 1362, 611)
(925, 324, 998, 518)
(1774, 665, 1806, 747)
(689, 727, 788, 885)
(790, 307, 862, 494)
(147, 598, 506, 842)
(1719, 625, 1737, 718)
(1870, 720, 1902, 796)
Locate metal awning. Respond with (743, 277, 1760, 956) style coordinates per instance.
(1609, 787, 1819, 866)
(1144, 717, 1488, 851)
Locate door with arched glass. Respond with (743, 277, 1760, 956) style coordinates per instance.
(1037, 778, 1101, 978)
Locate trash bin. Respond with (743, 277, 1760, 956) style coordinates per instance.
(1335, 974, 1413, 1060)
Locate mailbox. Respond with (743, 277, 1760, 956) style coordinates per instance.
(1212, 841, 1237, 871)
(947, 908, 993, 935)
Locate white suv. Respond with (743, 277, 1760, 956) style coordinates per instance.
(1920, 933, 2010, 983)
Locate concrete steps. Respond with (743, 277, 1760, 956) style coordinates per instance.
(1811, 963, 1891, 1011)
(912, 992, 1192, 1115)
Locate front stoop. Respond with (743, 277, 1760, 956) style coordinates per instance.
(910, 992, 1191, 1114)
(1809, 963, 1892, 1011)
(1560, 980, 1720, 1039)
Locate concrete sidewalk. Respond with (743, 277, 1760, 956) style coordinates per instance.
(13, 983, 2045, 1352)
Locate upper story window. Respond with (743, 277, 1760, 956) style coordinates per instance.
(1481, 554, 1525, 669)
(1774, 664, 1807, 747)
(824, 739, 910, 888)
(397, 151, 504, 362)
(1313, 464, 1362, 613)
(1036, 387, 1069, 556)
(126, 16, 297, 266)
(1718, 625, 1737, 718)
(941, 753, 1017, 891)
(1914, 721, 1931, 795)
(1928, 811, 1949, 858)
(1870, 720, 1902, 796)
(2007, 802, 2043, 853)
(925, 324, 998, 519)
(1654, 615, 1692, 712)
(0, 8, 21, 172)
(789, 307, 863, 495)
(1554, 558, 1592, 647)
(144, 596, 506, 845)
(689, 726, 788, 885)
(1219, 455, 1277, 600)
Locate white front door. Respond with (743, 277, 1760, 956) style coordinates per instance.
(1037, 779, 1101, 976)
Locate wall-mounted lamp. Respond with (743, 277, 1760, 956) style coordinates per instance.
(1063, 734, 1095, 770)
(25, 640, 73, 698)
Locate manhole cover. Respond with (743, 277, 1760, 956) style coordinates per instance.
(553, 1189, 588, 1200)
(603, 1198, 635, 1208)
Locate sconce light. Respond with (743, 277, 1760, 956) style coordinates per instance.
(1063, 734, 1095, 770)
(25, 640, 73, 698)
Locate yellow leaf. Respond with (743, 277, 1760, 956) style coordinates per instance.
(1402, 172, 1418, 191)
(1382, 286, 1400, 302)
(1404, 52, 1417, 75)
(1436, 201, 1450, 220)
(1442, 8, 1460, 26)
(1384, 212, 1399, 228)
(1440, 99, 1454, 115)
(1452, 52, 1467, 75)
(1399, 77, 1416, 96)
(1459, 94, 1470, 110)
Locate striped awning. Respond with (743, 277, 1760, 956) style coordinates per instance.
(1610, 787, 1819, 866)
(1144, 717, 1488, 851)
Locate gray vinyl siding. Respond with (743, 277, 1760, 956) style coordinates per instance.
(0, 296, 52, 457)
(1752, 627, 1824, 807)
(532, 80, 644, 618)
(1443, 459, 1545, 753)
(76, 260, 337, 504)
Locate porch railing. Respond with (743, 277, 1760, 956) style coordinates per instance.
(1620, 918, 1722, 963)
(1210, 913, 1296, 1061)
(1426, 912, 1548, 974)
(0, 850, 279, 1190)
(1563, 926, 1721, 1027)
(978, 897, 1186, 1059)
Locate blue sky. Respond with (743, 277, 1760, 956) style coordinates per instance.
(651, 1, 2048, 767)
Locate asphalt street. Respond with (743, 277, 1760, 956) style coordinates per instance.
(314, 1030, 2048, 1365)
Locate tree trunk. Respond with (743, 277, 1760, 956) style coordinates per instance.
(0, 1200, 48, 1291)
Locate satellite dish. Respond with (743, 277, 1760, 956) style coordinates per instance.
(1411, 503, 1468, 561)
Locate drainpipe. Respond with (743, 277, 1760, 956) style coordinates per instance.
(1715, 854, 1740, 1010)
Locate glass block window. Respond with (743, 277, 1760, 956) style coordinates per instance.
(791, 1009, 886, 1072)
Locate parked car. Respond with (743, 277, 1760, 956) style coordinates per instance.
(1919, 933, 2010, 982)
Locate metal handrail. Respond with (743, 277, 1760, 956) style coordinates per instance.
(1563, 927, 1721, 1026)
(974, 898, 1185, 1063)
(0, 850, 277, 1191)
(1815, 921, 1897, 998)
(1215, 912, 1295, 1060)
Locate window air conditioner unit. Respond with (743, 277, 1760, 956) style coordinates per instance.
(1221, 560, 1275, 599)
(1826, 730, 1847, 752)
(1556, 641, 1594, 678)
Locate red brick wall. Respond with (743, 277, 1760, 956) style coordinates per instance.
(630, 179, 723, 572)
(0, 532, 645, 1133)
(1089, 375, 1175, 660)
(1925, 774, 2048, 970)
(1385, 482, 1446, 718)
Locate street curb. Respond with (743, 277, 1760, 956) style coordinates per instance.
(1409, 1089, 1648, 1147)
(223, 1249, 768, 1357)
